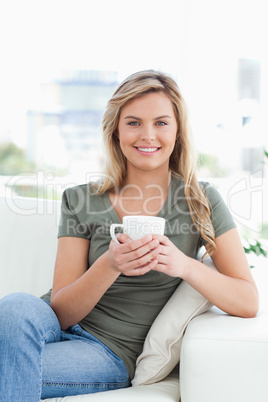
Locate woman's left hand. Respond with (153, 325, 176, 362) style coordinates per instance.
(151, 234, 189, 278)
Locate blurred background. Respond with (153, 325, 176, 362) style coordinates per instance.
(0, 0, 267, 255)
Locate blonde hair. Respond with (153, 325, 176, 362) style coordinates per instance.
(95, 70, 215, 258)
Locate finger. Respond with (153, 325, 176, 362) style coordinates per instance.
(127, 258, 158, 276)
(121, 243, 160, 272)
(128, 245, 161, 267)
(110, 237, 159, 272)
(115, 233, 132, 244)
(152, 234, 170, 245)
(118, 235, 154, 254)
(127, 239, 159, 262)
(151, 260, 167, 272)
(153, 254, 168, 265)
(156, 245, 168, 257)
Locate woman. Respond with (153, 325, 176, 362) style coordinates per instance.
(0, 70, 259, 401)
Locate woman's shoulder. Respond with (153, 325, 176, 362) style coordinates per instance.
(170, 175, 215, 195)
(63, 182, 106, 198)
(61, 182, 107, 213)
(198, 181, 223, 203)
(171, 175, 220, 198)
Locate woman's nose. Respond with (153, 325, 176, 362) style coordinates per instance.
(140, 125, 156, 141)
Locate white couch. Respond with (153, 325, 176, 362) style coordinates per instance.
(1, 195, 268, 402)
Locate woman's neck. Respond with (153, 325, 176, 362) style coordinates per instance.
(110, 168, 171, 218)
(121, 168, 171, 194)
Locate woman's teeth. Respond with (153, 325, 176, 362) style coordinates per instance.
(137, 147, 158, 152)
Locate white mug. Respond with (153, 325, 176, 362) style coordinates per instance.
(110, 215, 165, 244)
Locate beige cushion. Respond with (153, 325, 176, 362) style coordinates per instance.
(132, 258, 214, 386)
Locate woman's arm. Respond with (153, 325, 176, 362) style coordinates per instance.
(152, 228, 259, 318)
(50, 237, 119, 329)
(50, 234, 160, 329)
(184, 228, 259, 317)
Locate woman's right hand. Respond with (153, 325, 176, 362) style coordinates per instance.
(108, 234, 160, 276)
(50, 235, 160, 329)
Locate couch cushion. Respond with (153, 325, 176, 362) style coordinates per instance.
(41, 371, 180, 402)
(0, 196, 60, 298)
(132, 257, 214, 386)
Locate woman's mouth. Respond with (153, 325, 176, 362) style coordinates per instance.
(135, 147, 160, 153)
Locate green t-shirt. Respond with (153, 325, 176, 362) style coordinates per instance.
(42, 176, 236, 379)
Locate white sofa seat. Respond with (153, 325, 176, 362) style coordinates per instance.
(42, 371, 180, 402)
(1, 195, 268, 402)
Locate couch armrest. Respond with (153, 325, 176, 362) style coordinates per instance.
(180, 262, 268, 402)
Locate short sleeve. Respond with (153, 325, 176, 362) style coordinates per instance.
(57, 187, 90, 240)
(200, 182, 236, 245)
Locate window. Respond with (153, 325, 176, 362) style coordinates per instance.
(0, 0, 267, 248)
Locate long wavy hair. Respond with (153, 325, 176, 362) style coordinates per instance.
(95, 70, 215, 258)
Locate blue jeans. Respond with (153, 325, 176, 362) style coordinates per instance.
(0, 293, 131, 401)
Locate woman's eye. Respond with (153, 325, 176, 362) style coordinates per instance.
(156, 121, 167, 126)
(128, 121, 139, 126)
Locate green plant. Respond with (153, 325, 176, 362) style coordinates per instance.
(0, 142, 36, 175)
(243, 240, 267, 258)
(243, 239, 267, 268)
(242, 148, 268, 266)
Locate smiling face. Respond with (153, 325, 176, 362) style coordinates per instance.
(117, 91, 178, 175)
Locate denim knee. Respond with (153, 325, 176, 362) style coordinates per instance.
(0, 292, 42, 323)
(0, 292, 60, 342)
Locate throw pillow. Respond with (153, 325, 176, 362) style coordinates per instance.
(132, 257, 215, 385)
